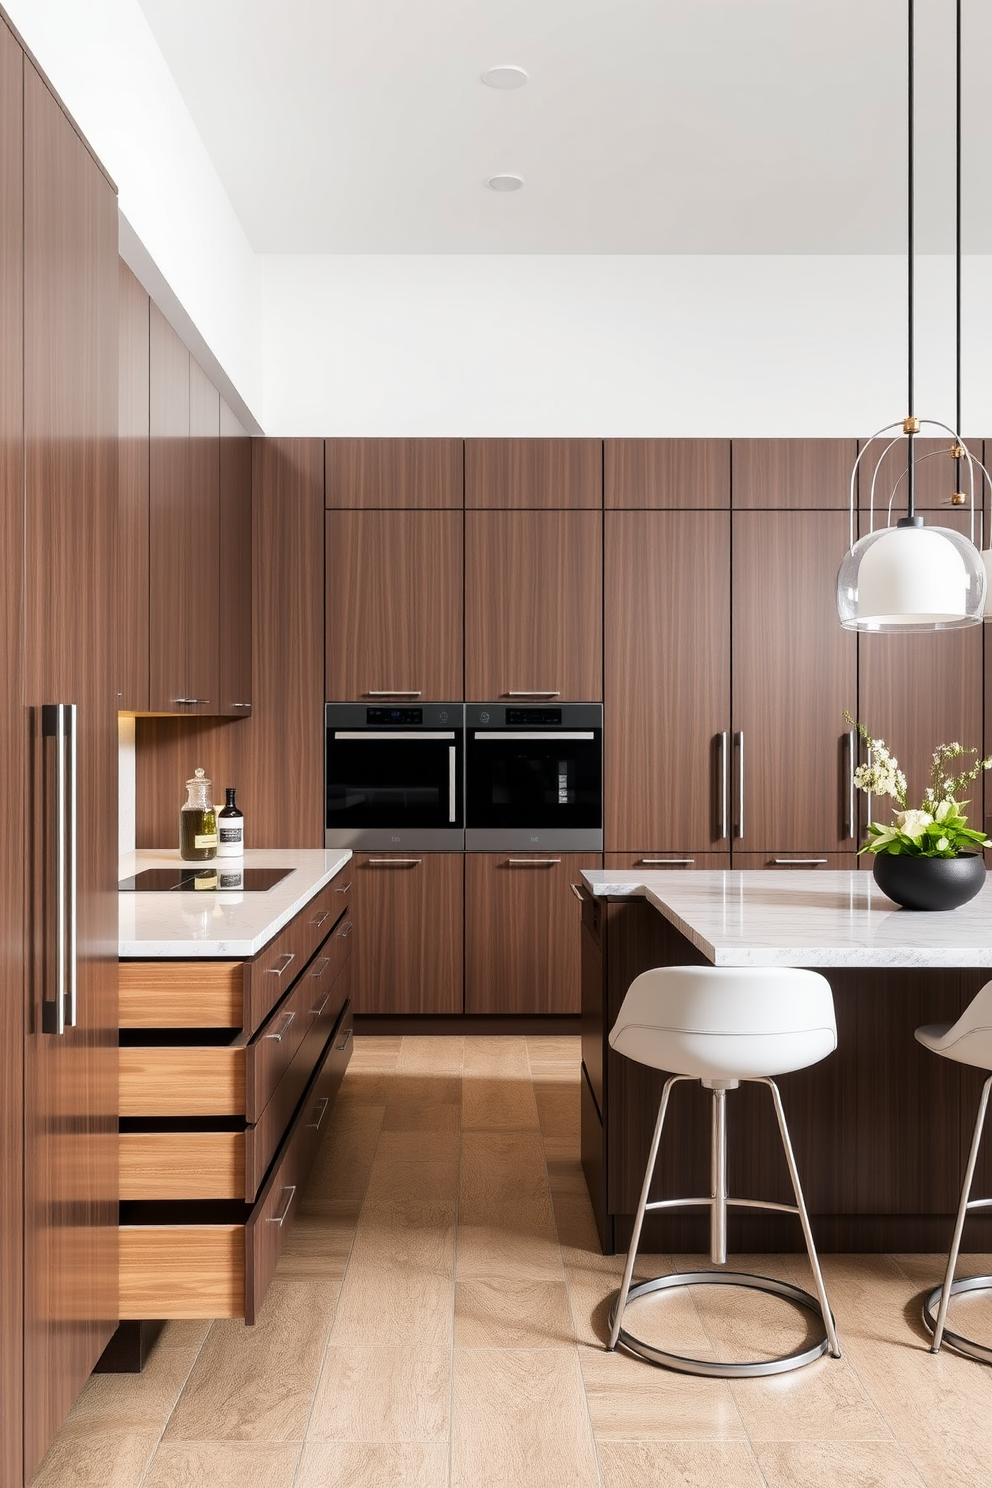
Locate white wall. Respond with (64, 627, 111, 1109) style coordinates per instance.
(261, 252, 992, 437)
(5, 0, 263, 423)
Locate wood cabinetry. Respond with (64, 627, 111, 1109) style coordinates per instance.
(325, 509, 463, 700)
(326, 437, 462, 508)
(217, 399, 252, 716)
(347, 854, 463, 1014)
(732, 438, 856, 509)
(465, 438, 602, 509)
(21, 54, 119, 1480)
(604, 439, 730, 509)
(118, 262, 150, 712)
(464, 853, 602, 1014)
(465, 510, 602, 700)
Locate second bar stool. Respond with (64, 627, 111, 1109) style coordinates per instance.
(606, 964, 841, 1378)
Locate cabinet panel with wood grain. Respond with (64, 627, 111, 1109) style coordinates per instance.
(118, 261, 150, 711)
(605, 439, 730, 509)
(326, 437, 463, 508)
(466, 438, 602, 509)
(732, 438, 855, 509)
(348, 853, 463, 1014)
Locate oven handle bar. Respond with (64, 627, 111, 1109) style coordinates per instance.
(449, 745, 457, 823)
(472, 731, 595, 741)
(332, 731, 456, 740)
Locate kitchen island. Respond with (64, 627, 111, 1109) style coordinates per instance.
(579, 868, 992, 1255)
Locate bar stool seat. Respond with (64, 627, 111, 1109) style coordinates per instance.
(606, 964, 841, 1378)
(916, 981, 992, 1363)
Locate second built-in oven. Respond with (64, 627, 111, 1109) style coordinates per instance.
(465, 703, 603, 851)
(324, 703, 464, 850)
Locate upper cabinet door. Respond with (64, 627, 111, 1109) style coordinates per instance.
(465, 438, 602, 509)
(732, 439, 856, 509)
(118, 262, 149, 712)
(604, 511, 731, 852)
(148, 307, 191, 711)
(325, 509, 463, 700)
(465, 510, 602, 701)
(731, 510, 857, 853)
(605, 439, 730, 509)
(187, 359, 220, 709)
(325, 437, 463, 508)
(217, 400, 252, 716)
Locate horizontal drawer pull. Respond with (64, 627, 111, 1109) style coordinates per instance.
(311, 993, 330, 1018)
(366, 858, 421, 867)
(264, 1010, 296, 1042)
(307, 1097, 330, 1131)
(365, 690, 421, 697)
(172, 697, 210, 705)
(507, 858, 561, 867)
(338, 921, 353, 938)
(505, 690, 561, 698)
(309, 910, 330, 929)
(335, 1027, 354, 1053)
(638, 857, 695, 865)
(570, 882, 591, 901)
(264, 953, 295, 977)
(309, 957, 331, 982)
(267, 1185, 296, 1227)
(334, 880, 352, 894)
(231, 702, 251, 709)
(772, 858, 828, 865)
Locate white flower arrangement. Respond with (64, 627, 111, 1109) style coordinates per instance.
(844, 713, 992, 858)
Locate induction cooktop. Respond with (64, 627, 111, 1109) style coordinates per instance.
(119, 867, 295, 893)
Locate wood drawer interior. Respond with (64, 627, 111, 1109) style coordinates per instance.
(120, 960, 244, 1029)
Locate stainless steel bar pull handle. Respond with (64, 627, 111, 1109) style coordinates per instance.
(507, 858, 561, 867)
(570, 882, 592, 901)
(366, 858, 422, 867)
(264, 1009, 296, 1042)
(734, 731, 745, 840)
(772, 858, 828, 866)
(718, 731, 729, 841)
(365, 690, 422, 697)
(505, 690, 561, 698)
(638, 858, 695, 866)
(265, 952, 295, 977)
(267, 1185, 296, 1226)
(844, 729, 856, 839)
(42, 704, 76, 1036)
(449, 745, 457, 823)
(172, 697, 210, 705)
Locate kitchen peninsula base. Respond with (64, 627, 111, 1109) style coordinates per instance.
(581, 872, 992, 1255)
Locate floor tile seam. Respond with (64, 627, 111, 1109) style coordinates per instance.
(132, 1332, 211, 1488)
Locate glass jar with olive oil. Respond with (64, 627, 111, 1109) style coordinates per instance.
(180, 767, 218, 860)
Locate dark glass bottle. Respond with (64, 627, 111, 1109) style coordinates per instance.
(217, 786, 244, 858)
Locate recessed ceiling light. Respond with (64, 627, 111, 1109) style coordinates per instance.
(481, 65, 529, 90)
(485, 174, 524, 192)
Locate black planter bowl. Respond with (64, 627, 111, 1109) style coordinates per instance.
(872, 852, 987, 911)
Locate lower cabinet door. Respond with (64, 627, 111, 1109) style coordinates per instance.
(349, 853, 463, 1014)
(118, 1002, 352, 1324)
(465, 852, 602, 1014)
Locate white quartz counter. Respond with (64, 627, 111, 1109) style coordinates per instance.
(581, 868, 992, 968)
(119, 848, 352, 958)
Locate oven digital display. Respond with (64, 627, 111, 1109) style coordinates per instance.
(505, 708, 563, 726)
(365, 708, 424, 725)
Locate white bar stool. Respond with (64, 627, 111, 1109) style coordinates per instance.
(606, 964, 841, 1378)
(916, 980, 992, 1363)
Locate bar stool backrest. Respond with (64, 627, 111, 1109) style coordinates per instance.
(609, 965, 837, 1081)
(916, 978, 992, 1071)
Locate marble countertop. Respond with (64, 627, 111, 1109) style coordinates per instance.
(581, 868, 992, 968)
(119, 848, 352, 958)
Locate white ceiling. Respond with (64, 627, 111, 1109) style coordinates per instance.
(136, 0, 992, 255)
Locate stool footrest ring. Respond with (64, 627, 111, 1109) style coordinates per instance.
(608, 1271, 834, 1379)
(923, 1276, 992, 1365)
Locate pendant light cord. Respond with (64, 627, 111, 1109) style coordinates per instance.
(956, 0, 962, 437)
(907, 0, 916, 517)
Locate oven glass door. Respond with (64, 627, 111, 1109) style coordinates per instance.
(325, 732, 462, 832)
(466, 731, 602, 830)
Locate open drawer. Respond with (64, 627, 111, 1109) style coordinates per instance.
(119, 1001, 353, 1323)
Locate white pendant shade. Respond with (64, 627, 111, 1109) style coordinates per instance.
(837, 524, 986, 631)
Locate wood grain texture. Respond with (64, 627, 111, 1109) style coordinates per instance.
(325, 508, 463, 699)
(604, 511, 730, 850)
(348, 854, 463, 1014)
(732, 510, 857, 852)
(732, 438, 855, 509)
(120, 1132, 246, 1201)
(0, 22, 24, 1488)
(186, 357, 220, 710)
(119, 1225, 243, 1320)
(136, 439, 325, 848)
(465, 437, 602, 510)
(119, 1046, 245, 1118)
(465, 510, 602, 700)
(603, 852, 732, 869)
(119, 960, 243, 1029)
(118, 261, 150, 712)
(148, 305, 192, 711)
(464, 853, 602, 1015)
(22, 56, 120, 1478)
(217, 400, 252, 715)
(325, 437, 463, 509)
(604, 439, 730, 509)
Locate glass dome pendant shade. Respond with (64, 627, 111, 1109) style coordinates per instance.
(837, 518, 986, 631)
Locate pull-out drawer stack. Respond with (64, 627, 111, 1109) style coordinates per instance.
(117, 872, 354, 1323)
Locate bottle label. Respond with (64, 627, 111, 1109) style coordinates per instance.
(219, 826, 243, 843)
(194, 833, 218, 850)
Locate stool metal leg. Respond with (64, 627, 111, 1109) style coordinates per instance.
(606, 1074, 686, 1351)
(758, 1077, 841, 1359)
(927, 1073, 992, 1356)
(710, 1087, 728, 1265)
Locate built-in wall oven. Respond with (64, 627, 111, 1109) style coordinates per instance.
(324, 703, 464, 850)
(465, 703, 603, 851)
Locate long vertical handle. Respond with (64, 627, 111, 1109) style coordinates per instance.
(734, 730, 745, 840)
(717, 731, 728, 841)
(844, 729, 856, 840)
(67, 703, 77, 1027)
(449, 745, 457, 823)
(42, 704, 75, 1036)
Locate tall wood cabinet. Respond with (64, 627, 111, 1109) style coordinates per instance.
(17, 43, 119, 1484)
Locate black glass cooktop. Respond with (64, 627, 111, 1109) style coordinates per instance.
(119, 867, 294, 893)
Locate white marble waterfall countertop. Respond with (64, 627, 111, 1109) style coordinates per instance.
(581, 868, 992, 968)
(119, 848, 352, 958)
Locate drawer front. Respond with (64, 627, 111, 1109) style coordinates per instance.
(119, 1042, 246, 1118)
(299, 876, 352, 965)
(120, 960, 244, 1029)
(244, 881, 351, 1035)
(120, 1130, 246, 1201)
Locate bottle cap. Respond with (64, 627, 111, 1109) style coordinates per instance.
(186, 767, 211, 790)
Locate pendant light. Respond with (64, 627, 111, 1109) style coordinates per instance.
(836, 0, 986, 632)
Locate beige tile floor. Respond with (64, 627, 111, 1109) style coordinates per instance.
(29, 1035, 992, 1488)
